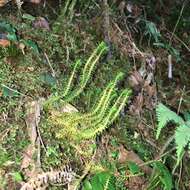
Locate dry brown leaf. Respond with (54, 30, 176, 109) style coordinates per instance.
(33, 17, 50, 30)
(129, 93, 144, 116)
(144, 85, 156, 98)
(129, 4, 142, 17)
(0, 39, 10, 47)
(118, 145, 152, 175)
(0, 0, 11, 7)
(125, 175, 147, 190)
(60, 103, 78, 113)
(128, 71, 143, 90)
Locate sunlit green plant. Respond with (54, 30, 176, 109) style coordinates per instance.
(156, 103, 190, 164)
(147, 161, 173, 190)
(46, 42, 131, 150)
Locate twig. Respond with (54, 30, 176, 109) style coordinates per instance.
(102, 0, 112, 60)
(44, 52, 56, 77)
(1, 84, 26, 97)
(177, 86, 185, 114)
(169, 0, 186, 45)
(36, 137, 41, 168)
(166, 30, 190, 53)
(139, 147, 176, 167)
(177, 160, 183, 188)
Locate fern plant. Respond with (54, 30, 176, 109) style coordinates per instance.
(147, 161, 173, 190)
(156, 103, 190, 164)
(82, 172, 116, 190)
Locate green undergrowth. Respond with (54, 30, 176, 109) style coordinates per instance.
(0, 8, 138, 189)
(0, 1, 177, 189)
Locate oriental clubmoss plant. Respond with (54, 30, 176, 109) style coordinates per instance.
(52, 0, 77, 31)
(44, 42, 108, 107)
(45, 42, 131, 151)
(50, 74, 131, 142)
(62, 0, 77, 20)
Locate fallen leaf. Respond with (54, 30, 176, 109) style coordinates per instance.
(0, 39, 10, 47)
(0, 0, 11, 7)
(33, 17, 50, 30)
(118, 145, 152, 175)
(125, 174, 147, 190)
(144, 85, 156, 97)
(129, 93, 144, 116)
(61, 103, 78, 113)
(128, 71, 143, 91)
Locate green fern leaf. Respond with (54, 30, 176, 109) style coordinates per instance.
(90, 172, 115, 190)
(175, 124, 190, 163)
(154, 161, 173, 190)
(184, 111, 190, 122)
(156, 103, 184, 139)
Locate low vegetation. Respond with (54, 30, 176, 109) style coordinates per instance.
(0, 0, 190, 190)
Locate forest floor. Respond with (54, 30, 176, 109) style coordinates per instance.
(0, 1, 190, 190)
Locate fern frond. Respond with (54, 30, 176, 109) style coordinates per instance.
(108, 89, 131, 124)
(90, 83, 116, 116)
(50, 73, 123, 141)
(49, 111, 80, 140)
(156, 103, 184, 139)
(175, 124, 190, 163)
(104, 176, 111, 190)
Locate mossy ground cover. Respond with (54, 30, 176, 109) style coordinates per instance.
(0, 1, 190, 190)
